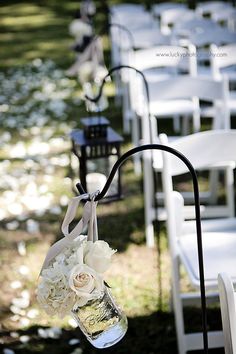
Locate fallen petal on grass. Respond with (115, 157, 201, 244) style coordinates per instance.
(19, 317, 30, 327)
(12, 297, 30, 309)
(19, 335, 30, 343)
(10, 281, 22, 289)
(17, 241, 26, 256)
(68, 338, 80, 345)
(6, 221, 19, 231)
(18, 265, 30, 276)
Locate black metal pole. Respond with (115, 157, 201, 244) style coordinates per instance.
(76, 143, 208, 353)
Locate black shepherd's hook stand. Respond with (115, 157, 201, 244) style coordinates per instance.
(76, 144, 209, 354)
(84, 64, 163, 310)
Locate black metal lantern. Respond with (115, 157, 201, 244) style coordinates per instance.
(71, 116, 123, 201)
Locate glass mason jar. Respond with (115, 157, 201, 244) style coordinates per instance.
(71, 287, 128, 348)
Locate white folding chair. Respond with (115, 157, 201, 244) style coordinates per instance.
(121, 45, 196, 174)
(127, 45, 196, 171)
(141, 79, 230, 247)
(143, 128, 233, 249)
(157, 130, 236, 353)
(218, 273, 236, 354)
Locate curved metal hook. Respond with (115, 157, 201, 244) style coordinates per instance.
(84, 64, 150, 108)
(76, 143, 208, 353)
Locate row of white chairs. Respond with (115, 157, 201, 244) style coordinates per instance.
(111, 2, 236, 34)
(109, 5, 236, 353)
(142, 130, 236, 353)
(127, 44, 236, 177)
(109, 3, 236, 136)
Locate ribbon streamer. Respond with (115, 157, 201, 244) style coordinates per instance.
(40, 191, 99, 274)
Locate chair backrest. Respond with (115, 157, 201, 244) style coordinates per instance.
(152, 2, 187, 18)
(173, 17, 219, 37)
(110, 4, 145, 15)
(211, 43, 236, 78)
(148, 75, 228, 102)
(144, 76, 229, 129)
(130, 45, 196, 75)
(111, 11, 155, 31)
(115, 27, 166, 53)
(159, 130, 236, 176)
(128, 28, 170, 50)
(218, 273, 236, 354)
(161, 8, 195, 33)
(189, 27, 236, 47)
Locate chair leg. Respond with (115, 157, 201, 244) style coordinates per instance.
(226, 166, 235, 218)
(192, 98, 200, 133)
(173, 115, 181, 133)
(132, 114, 142, 175)
(171, 258, 187, 354)
(143, 155, 155, 247)
(208, 170, 219, 205)
(182, 116, 189, 136)
(122, 83, 131, 133)
(114, 73, 122, 107)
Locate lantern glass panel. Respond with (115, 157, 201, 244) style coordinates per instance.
(86, 156, 118, 197)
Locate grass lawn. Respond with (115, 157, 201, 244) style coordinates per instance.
(0, 1, 225, 353)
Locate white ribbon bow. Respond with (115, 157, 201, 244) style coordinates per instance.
(40, 192, 99, 274)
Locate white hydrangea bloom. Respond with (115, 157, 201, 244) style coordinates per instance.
(37, 237, 116, 317)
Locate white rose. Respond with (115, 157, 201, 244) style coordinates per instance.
(69, 264, 104, 307)
(84, 240, 116, 274)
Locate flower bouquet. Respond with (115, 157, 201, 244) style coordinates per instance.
(37, 194, 127, 348)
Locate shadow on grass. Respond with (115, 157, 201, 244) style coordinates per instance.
(0, 312, 177, 354)
(0, 307, 225, 354)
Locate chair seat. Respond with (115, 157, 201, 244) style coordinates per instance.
(183, 217, 236, 234)
(179, 229, 236, 289)
(150, 99, 196, 116)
